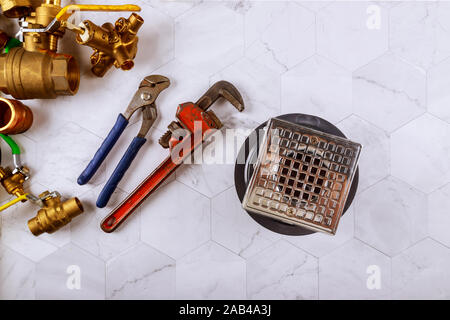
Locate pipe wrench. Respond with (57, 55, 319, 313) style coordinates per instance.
(100, 81, 245, 232)
(78, 75, 170, 208)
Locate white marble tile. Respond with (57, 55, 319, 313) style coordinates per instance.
(0, 183, 59, 262)
(392, 239, 450, 300)
(285, 207, 354, 258)
(211, 187, 280, 259)
(106, 243, 175, 299)
(319, 239, 391, 300)
(296, 1, 332, 12)
(317, 2, 388, 71)
(353, 52, 426, 132)
(338, 115, 390, 190)
(176, 162, 236, 198)
(390, 2, 450, 71)
(144, 0, 200, 18)
(244, 1, 315, 73)
(210, 57, 281, 129)
(152, 59, 210, 132)
(140, 180, 210, 259)
(281, 55, 352, 124)
(34, 122, 106, 197)
(427, 57, 450, 123)
(35, 244, 105, 300)
(174, 2, 244, 76)
(391, 114, 450, 193)
(428, 183, 450, 248)
(0, 245, 35, 300)
(176, 241, 246, 299)
(247, 240, 318, 300)
(71, 185, 141, 261)
(355, 176, 427, 257)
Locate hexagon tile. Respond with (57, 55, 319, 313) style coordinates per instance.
(176, 241, 246, 300)
(106, 243, 175, 300)
(317, 1, 388, 71)
(355, 177, 428, 257)
(244, 1, 315, 73)
(35, 244, 105, 300)
(391, 114, 450, 193)
(390, 2, 450, 71)
(212, 187, 280, 259)
(281, 55, 352, 124)
(247, 240, 318, 300)
(429, 183, 450, 247)
(174, 2, 244, 76)
(353, 52, 426, 132)
(392, 239, 450, 299)
(319, 239, 391, 300)
(140, 180, 210, 259)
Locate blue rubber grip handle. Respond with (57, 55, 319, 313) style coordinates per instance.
(96, 136, 147, 208)
(78, 114, 129, 185)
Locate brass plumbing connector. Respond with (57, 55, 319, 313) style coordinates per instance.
(77, 13, 143, 77)
(28, 191, 84, 236)
(0, 166, 29, 199)
(0, 1, 142, 99)
(0, 97, 33, 134)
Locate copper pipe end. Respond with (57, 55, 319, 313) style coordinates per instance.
(0, 97, 33, 134)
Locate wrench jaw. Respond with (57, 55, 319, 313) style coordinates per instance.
(158, 81, 245, 149)
(196, 80, 245, 112)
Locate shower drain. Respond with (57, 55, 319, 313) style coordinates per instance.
(242, 117, 362, 235)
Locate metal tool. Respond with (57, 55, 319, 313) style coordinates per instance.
(100, 81, 245, 233)
(78, 75, 170, 208)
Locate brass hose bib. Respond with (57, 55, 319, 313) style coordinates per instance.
(0, 97, 33, 134)
(28, 191, 84, 236)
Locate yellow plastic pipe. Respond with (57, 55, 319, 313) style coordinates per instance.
(56, 4, 141, 22)
(0, 194, 29, 212)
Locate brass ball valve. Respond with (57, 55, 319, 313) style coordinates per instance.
(28, 191, 84, 236)
(0, 1, 143, 99)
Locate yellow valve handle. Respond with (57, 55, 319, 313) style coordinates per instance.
(0, 193, 29, 212)
(56, 4, 141, 22)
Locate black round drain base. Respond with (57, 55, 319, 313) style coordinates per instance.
(234, 113, 359, 236)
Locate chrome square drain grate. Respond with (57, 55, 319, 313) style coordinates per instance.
(242, 118, 362, 235)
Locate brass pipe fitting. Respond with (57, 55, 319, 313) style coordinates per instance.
(0, 47, 79, 99)
(77, 13, 144, 77)
(0, 166, 29, 198)
(28, 191, 84, 236)
(0, 97, 33, 134)
(0, 0, 33, 18)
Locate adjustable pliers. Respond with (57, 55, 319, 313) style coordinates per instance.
(78, 75, 170, 208)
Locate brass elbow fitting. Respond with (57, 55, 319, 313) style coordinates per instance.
(0, 97, 33, 134)
(77, 13, 144, 77)
(0, 0, 33, 18)
(0, 47, 79, 99)
(0, 166, 29, 199)
(28, 191, 84, 236)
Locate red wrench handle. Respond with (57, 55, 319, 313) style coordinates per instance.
(100, 157, 180, 232)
